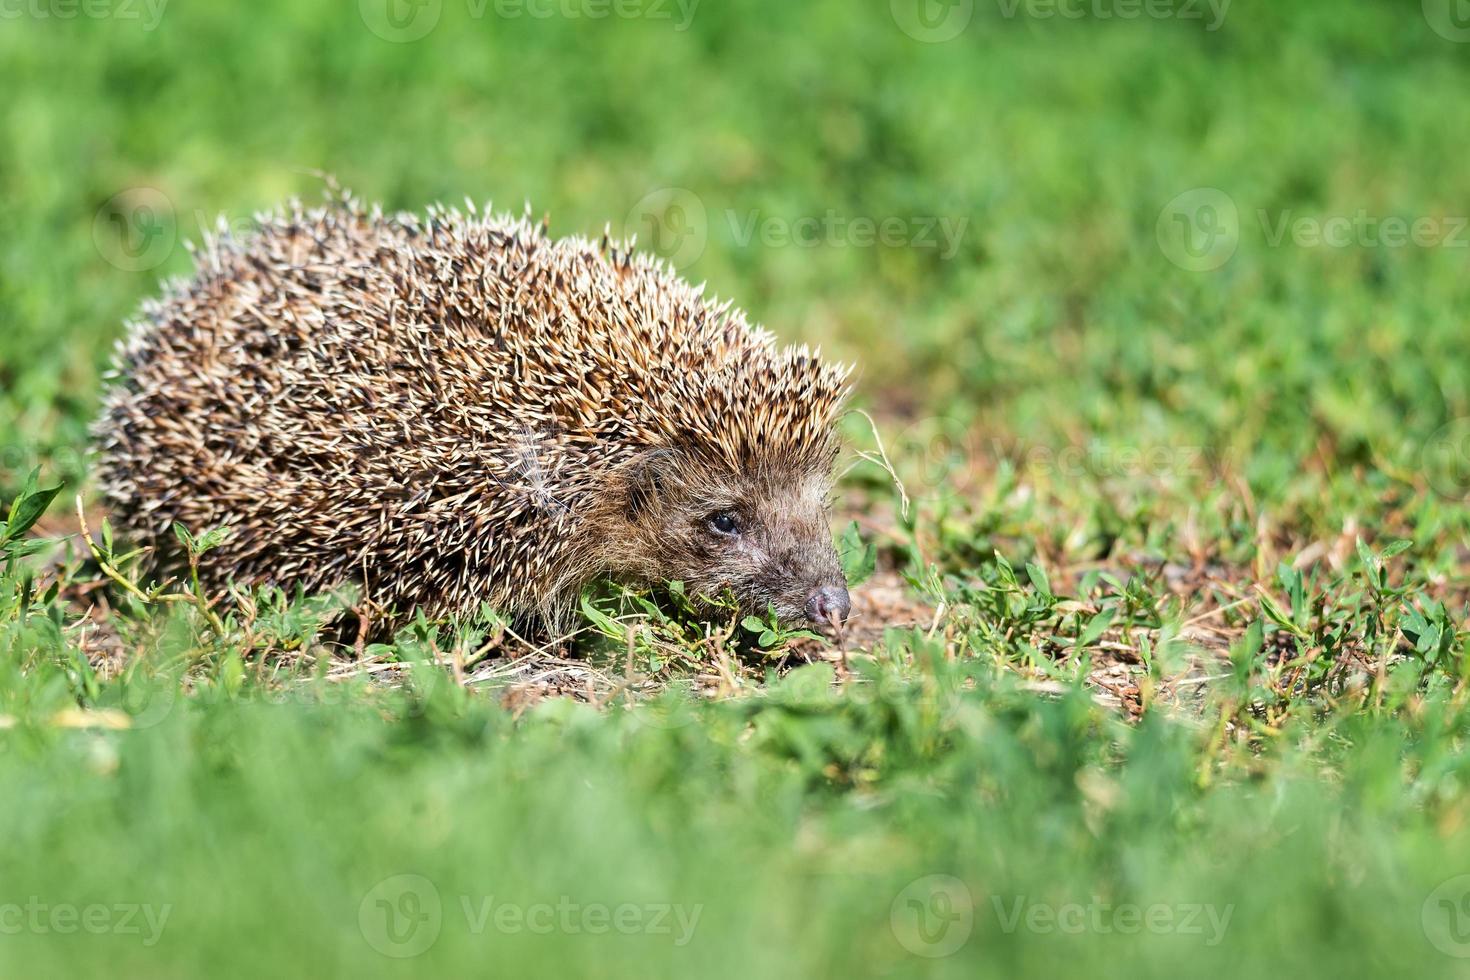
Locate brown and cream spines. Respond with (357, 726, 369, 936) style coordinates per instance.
(94, 192, 852, 634)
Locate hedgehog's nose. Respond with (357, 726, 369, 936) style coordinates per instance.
(805, 585, 852, 628)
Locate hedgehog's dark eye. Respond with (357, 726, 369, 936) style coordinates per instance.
(707, 511, 740, 537)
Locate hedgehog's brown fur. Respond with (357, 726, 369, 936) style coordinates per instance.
(94, 192, 853, 636)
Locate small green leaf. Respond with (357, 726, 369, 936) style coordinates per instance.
(1257, 590, 1307, 638)
(1231, 619, 1265, 673)
(4, 470, 62, 542)
(196, 527, 233, 553)
(741, 616, 768, 634)
(1380, 539, 1413, 560)
(1355, 538, 1381, 590)
(1278, 563, 1306, 623)
(1077, 610, 1114, 648)
(579, 596, 620, 636)
(1025, 562, 1052, 598)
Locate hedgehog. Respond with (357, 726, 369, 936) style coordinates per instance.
(94, 191, 854, 639)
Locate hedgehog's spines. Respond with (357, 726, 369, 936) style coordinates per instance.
(96, 189, 851, 634)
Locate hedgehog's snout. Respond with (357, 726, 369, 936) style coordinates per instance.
(805, 584, 851, 629)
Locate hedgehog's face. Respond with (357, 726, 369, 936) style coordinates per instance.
(618, 452, 851, 630)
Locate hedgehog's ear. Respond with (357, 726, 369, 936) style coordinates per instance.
(624, 448, 679, 521)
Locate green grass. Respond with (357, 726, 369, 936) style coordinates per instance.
(4, 0, 1470, 976)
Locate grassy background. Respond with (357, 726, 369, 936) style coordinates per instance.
(4, 0, 1470, 976)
